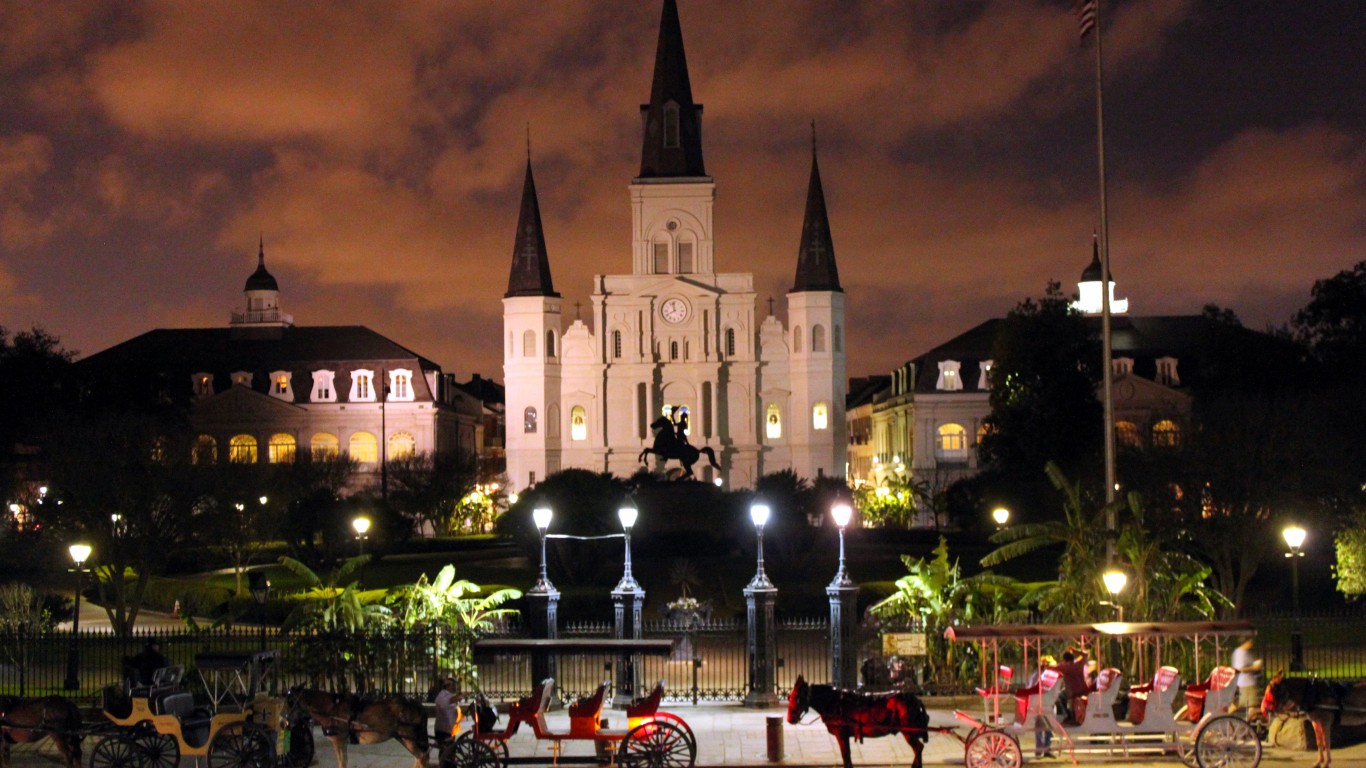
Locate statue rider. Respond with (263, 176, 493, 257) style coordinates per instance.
(671, 406, 691, 446)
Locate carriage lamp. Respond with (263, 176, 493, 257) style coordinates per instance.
(748, 504, 772, 589)
(1102, 569, 1128, 623)
(830, 503, 853, 588)
(1283, 525, 1307, 670)
(616, 506, 641, 592)
(531, 507, 555, 593)
(64, 543, 93, 690)
(992, 507, 1011, 528)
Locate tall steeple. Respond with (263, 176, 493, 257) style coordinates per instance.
(244, 235, 279, 292)
(792, 135, 842, 292)
(505, 159, 559, 298)
(638, 0, 706, 179)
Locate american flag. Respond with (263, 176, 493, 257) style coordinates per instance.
(1075, 0, 1097, 41)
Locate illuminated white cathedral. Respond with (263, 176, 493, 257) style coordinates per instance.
(502, 0, 847, 491)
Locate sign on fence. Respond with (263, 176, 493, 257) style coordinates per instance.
(882, 632, 927, 657)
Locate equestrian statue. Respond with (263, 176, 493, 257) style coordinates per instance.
(638, 406, 720, 480)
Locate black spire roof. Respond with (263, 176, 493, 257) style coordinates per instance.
(638, 0, 706, 179)
(1081, 234, 1111, 282)
(792, 145, 842, 292)
(505, 160, 559, 298)
(244, 237, 278, 292)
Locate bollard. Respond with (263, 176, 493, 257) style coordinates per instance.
(766, 715, 784, 762)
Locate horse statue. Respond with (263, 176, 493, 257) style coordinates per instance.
(637, 415, 719, 480)
(1264, 672, 1366, 768)
(287, 688, 427, 768)
(786, 675, 929, 768)
(0, 695, 84, 768)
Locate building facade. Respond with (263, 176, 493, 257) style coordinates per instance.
(503, 0, 848, 491)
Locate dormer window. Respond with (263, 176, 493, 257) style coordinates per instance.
(664, 102, 680, 148)
(389, 369, 415, 402)
(269, 370, 293, 401)
(1156, 356, 1180, 386)
(350, 368, 376, 402)
(1114, 357, 1134, 377)
(231, 371, 253, 388)
(311, 370, 336, 402)
(978, 360, 994, 389)
(936, 360, 963, 391)
(193, 373, 214, 398)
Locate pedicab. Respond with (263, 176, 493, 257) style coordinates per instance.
(91, 649, 313, 768)
(946, 621, 1262, 768)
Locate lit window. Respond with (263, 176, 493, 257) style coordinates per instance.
(192, 373, 214, 398)
(268, 433, 296, 464)
(311, 370, 336, 402)
(813, 402, 828, 431)
(1152, 419, 1181, 448)
(935, 424, 968, 460)
(389, 369, 414, 401)
(231, 371, 253, 388)
(978, 360, 994, 389)
(678, 241, 694, 273)
(570, 406, 587, 441)
(936, 360, 963, 391)
(765, 404, 782, 440)
(812, 324, 826, 353)
(311, 432, 340, 460)
(725, 328, 736, 358)
(228, 434, 258, 464)
(654, 241, 669, 273)
(388, 431, 415, 460)
(613, 330, 622, 359)
(664, 103, 680, 148)
(523, 330, 536, 357)
(350, 369, 375, 402)
(524, 406, 538, 434)
(349, 431, 378, 463)
(193, 435, 218, 465)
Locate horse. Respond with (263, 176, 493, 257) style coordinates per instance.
(0, 695, 84, 768)
(786, 675, 928, 768)
(637, 416, 720, 480)
(1264, 673, 1366, 768)
(287, 688, 428, 768)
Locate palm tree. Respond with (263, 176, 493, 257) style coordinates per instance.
(278, 555, 390, 690)
(388, 565, 521, 689)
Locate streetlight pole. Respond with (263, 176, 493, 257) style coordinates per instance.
(827, 503, 858, 689)
(743, 503, 779, 708)
(613, 506, 644, 706)
(528, 507, 559, 689)
(64, 543, 92, 691)
(249, 571, 270, 652)
(1283, 525, 1306, 671)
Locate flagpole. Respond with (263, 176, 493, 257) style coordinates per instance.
(1092, 0, 1117, 563)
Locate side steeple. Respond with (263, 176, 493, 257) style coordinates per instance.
(638, 0, 706, 179)
(505, 159, 559, 298)
(792, 136, 842, 292)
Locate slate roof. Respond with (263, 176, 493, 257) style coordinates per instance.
(505, 160, 558, 298)
(638, 0, 707, 179)
(244, 240, 279, 292)
(792, 149, 842, 292)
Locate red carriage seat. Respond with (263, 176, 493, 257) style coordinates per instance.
(1127, 666, 1180, 726)
(1184, 666, 1236, 722)
(1074, 668, 1122, 725)
(626, 680, 666, 730)
(976, 666, 1014, 698)
(567, 681, 610, 738)
(1014, 668, 1061, 725)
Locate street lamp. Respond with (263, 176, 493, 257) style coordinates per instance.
(830, 503, 853, 587)
(1102, 569, 1128, 622)
(743, 503, 779, 707)
(613, 505, 644, 704)
(749, 504, 772, 588)
(615, 507, 640, 592)
(528, 507, 559, 688)
(1283, 525, 1307, 671)
(352, 515, 371, 557)
(64, 543, 92, 690)
(992, 507, 1011, 529)
(248, 570, 270, 651)
(828, 502, 858, 689)
(532, 507, 554, 592)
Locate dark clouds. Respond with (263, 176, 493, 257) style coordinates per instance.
(1, 0, 1363, 380)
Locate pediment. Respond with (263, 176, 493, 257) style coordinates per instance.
(194, 386, 306, 421)
(1110, 375, 1193, 408)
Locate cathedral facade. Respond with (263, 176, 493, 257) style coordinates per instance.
(503, 0, 847, 491)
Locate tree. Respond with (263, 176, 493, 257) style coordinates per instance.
(1293, 260, 1366, 377)
(0, 326, 74, 510)
(1334, 510, 1366, 598)
(386, 450, 477, 536)
(387, 565, 521, 688)
(494, 470, 634, 587)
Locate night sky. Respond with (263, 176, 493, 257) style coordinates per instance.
(2, 1, 1363, 381)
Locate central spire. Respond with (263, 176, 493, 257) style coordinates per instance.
(638, 0, 706, 179)
(505, 159, 559, 298)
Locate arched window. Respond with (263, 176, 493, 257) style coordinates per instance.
(612, 330, 622, 359)
(793, 325, 803, 353)
(193, 435, 218, 465)
(523, 330, 536, 357)
(267, 433, 296, 464)
(833, 324, 843, 352)
(725, 328, 736, 358)
(349, 431, 378, 463)
(570, 406, 587, 441)
(1152, 419, 1181, 448)
(388, 431, 416, 460)
(670, 340, 679, 360)
(812, 324, 826, 352)
(228, 434, 258, 464)
(524, 406, 538, 434)
(311, 432, 340, 460)
(765, 404, 782, 439)
(546, 330, 556, 358)
(1116, 421, 1142, 448)
(935, 423, 968, 461)
(812, 402, 828, 430)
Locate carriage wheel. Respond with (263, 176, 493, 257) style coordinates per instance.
(650, 713, 697, 752)
(1174, 730, 1198, 768)
(131, 728, 180, 768)
(208, 721, 274, 768)
(619, 720, 694, 768)
(91, 735, 148, 768)
(279, 722, 315, 768)
(964, 728, 1021, 768)
(1194, 715, 1261, 768)
(438, 735, 500, 768)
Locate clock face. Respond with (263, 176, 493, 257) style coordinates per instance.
(661, 298, 689, 324)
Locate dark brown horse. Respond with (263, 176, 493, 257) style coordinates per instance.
(1264, 673, 1366, 768)
(0, 695, 83, 768)
(786, 675, 928, 768)
(287, 688, 427, 768)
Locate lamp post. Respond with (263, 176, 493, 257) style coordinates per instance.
(1283, 525, 1306, 671)
(352, 516, 371, 557)
(64, 543, 92, 691)
(1102, 569, 1128, 622)
(827, 502, 858, 689)
(527, 507, 559, 688)
(613, 505, 644, 705)
(992, 507, 1010, 529)
(248, 570, 270, 651)
(743, 503, 779, 708)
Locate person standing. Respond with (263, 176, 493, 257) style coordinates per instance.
(1057, 649, 1091, 725)
(1231, 638, 1263, 719)
(434, 676, 463, 747)
(1032, 655, 1058, 758)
